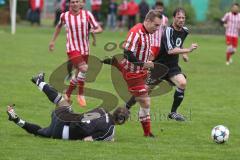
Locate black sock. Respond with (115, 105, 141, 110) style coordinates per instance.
(22, 122, 42, 135)
(125, 96, 136, 110)
(171, 88, 185, 113)
(42, 84, 62, 104)
(12, 117, 20, 123)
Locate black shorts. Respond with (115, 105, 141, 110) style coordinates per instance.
(37, 107, 70, 139)
(166, 65, 182, 78)
(146, 65, 185, 86)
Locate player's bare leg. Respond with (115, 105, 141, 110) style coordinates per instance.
(76, 62, 88, 107)
(226, 45, 233, 65)
(168, 74, 186, 121)
(136, 94, 154, 137)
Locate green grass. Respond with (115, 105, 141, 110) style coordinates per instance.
(0, 25, 240, 160)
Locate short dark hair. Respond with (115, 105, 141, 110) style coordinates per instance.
(145, 10, 162, 21)
(173, 7, 186, 17)
(112, 107, 129, 125)
(155, 1, 164, 7)
(232, 3, 239, 7)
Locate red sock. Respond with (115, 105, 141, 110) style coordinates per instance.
(66, 79, 77, 97)
(139, 115, 151, 136)
(78, 81, 85, 95)
(226, 52, 231, 62)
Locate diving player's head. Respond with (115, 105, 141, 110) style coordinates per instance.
(144, 10, 162, 34)
(112, 107, 130, 125)
(231, 3, 239, 14)
(173, 8, 186, 30)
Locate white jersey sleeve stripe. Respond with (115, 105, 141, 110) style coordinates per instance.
(166, 27, 173, 50)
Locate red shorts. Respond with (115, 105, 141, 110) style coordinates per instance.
(226, 36, 238, 48)
(115, 61, 149, 97)
(67, 51, 89, 67)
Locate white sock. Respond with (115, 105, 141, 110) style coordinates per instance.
(139, 107, 150, 118)
(17, 119, 25, 127)
(38, 82, 47, 91)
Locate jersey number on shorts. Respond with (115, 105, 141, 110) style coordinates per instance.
(81, 112, 101, 123)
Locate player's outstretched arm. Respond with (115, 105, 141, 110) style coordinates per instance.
(168, 43, 198, 55)
(49, 24, 62, 52)
(91, 25, 103, 34)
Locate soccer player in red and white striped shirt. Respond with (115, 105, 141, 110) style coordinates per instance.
(49, 0, 103, 107)
(105, 10, 162, 137)
(151, 1, 168, 58)
(222, 3, 240, 65)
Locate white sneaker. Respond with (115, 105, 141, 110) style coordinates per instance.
(226, 61, 230, 66)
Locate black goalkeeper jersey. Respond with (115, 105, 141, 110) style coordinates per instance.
(54, 107, 115, 141)
(154, 25, 188, 67)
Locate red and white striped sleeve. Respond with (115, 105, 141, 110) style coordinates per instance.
(87, 11, 99, 29)
(59, 12, 66, 25)
(124, 31, 140, 52)
(222, 12, 229, 22)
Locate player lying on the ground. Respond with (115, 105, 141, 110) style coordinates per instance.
(6, 73, 129, 141)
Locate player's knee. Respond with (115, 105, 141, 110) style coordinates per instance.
(227, 46, 233, 53)
(136, 96, 150, 107)
(57, 97, 70, 107)
(78, 64, 88, 72)
(177, 79, 187, 89)
(232, 48, 237, 53)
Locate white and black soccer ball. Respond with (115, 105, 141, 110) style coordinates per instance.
(211, 125, 230, 144)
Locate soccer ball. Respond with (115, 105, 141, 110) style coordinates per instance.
(211, 125, 230, 144)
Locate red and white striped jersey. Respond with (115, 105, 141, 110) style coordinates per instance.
(122, 23, 151, 73)
(222, 12, 240, 37)
(60, 10, 99, 54)
(151, 15, 168, 47)
(150, 15, 168, 57)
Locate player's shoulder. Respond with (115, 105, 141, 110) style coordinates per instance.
(182, 26, 189, 34)
(129, 23, 143, 33)
(162, 14, 169, 20)
(165, 26, 174, 33)
(60, 11, 67, 17)
(85, 10, 94, 16)
(224, 12, 231, 16)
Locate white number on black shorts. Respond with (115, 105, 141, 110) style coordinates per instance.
(81, 112, 101, 123)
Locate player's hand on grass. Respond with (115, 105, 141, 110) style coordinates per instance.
(143, 61, 154, 69)
(49, 41, 55, 52)
(83, 136, 93, 141)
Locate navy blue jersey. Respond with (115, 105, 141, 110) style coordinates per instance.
(55, 107, 115, 141)
(154, 25, 188, 67)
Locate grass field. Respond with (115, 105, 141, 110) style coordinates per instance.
(0, 25, 240, 160)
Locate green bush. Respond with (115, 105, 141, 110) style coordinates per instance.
(17, 1, 29, 20)
(166, 0, 196, 25)
(206, 0, 222, 23)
